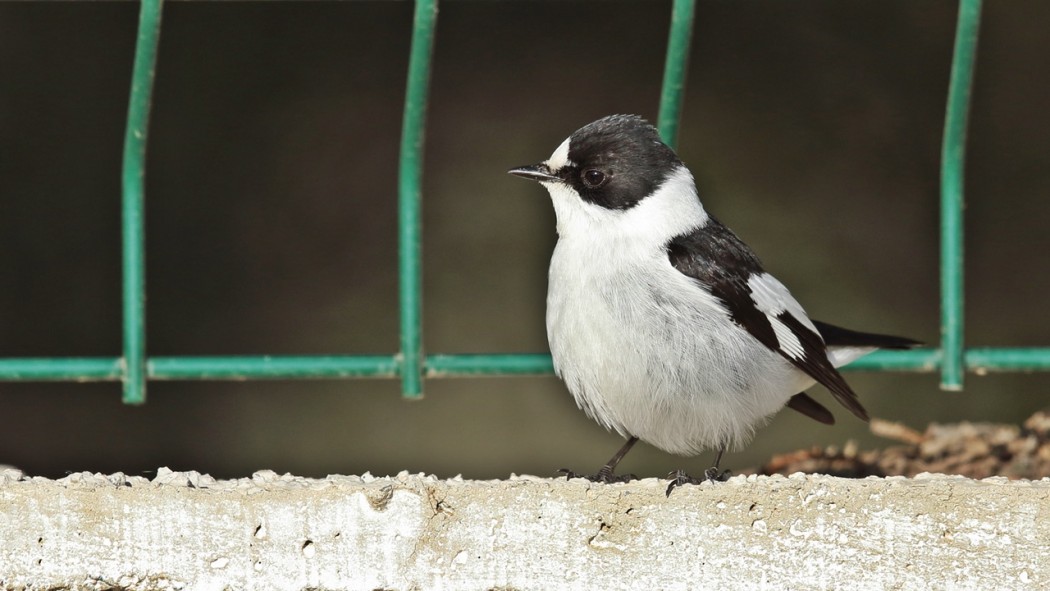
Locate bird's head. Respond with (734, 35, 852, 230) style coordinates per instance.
(509, 114, 706, 241)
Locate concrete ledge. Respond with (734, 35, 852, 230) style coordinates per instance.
(1, 468, 1048, 590)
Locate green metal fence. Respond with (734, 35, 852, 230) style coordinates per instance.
(1, 0, 1047, 404)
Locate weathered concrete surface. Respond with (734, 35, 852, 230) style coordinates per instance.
(1, 468, 1048, 590)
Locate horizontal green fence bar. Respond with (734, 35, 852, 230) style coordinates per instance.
(149, 356, 400, 379)
(424, 354, 555, 377)
(2, 349, 1049, 382)
(965, 349, 1050, 372)
(0, 359, 125, 381)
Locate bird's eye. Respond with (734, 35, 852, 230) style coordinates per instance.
(582, 169, 607, 188)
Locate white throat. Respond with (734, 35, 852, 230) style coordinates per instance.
(543, 165, 709, 249)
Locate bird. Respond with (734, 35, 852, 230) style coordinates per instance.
(508, 114, 919, 495)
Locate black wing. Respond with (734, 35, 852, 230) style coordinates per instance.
(666, 218, 869, 422)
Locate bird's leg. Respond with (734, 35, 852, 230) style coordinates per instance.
(666, 446, 731, 496)
(560, 436, 639, 483)
(595, 436, 639, 481)
(703, 447, 731, 483)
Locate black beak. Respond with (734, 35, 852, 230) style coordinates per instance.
(508, 163, 559, 183)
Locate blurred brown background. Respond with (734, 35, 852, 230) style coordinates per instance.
(1, 1, 1047, 480)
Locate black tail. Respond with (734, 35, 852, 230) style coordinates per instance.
(812, 320, 922, 350)
(784, 320, 919, 425)
(787, 392, 835, 425)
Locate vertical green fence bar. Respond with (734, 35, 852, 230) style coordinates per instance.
(939, 0, 982, 391)
(656, 0, 696, 148)
(121, 0, 164, 405)
(397, 0, 438, 399)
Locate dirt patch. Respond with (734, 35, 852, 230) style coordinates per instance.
(759, 411, 1050, 479)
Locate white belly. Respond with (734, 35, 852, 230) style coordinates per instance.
(546, 242, 809, 456)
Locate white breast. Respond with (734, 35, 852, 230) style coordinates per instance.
(543, 168, 810, 456)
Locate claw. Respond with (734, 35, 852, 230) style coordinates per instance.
(665, 469, 702, 496)
(558, 468, 580, 481)
(665, 466, 730, 496)
(704, 467, 732, 483)
(559, 467, 636, 484)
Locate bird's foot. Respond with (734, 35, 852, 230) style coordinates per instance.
(704, 466, 732, 483)
(559, 467, 637, 484)
(665, 467, 731, 496)
(665, 470, 702, 496)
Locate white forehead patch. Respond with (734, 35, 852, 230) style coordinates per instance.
(545, 136, 573, 172)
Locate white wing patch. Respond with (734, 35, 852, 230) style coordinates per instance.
(769, 316, 805, 359)
(747, 272, 821, 358)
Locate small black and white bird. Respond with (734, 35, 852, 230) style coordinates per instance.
(509, 114, 918, 494)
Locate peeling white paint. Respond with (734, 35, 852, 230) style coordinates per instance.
(0, 469, 1048, 590)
